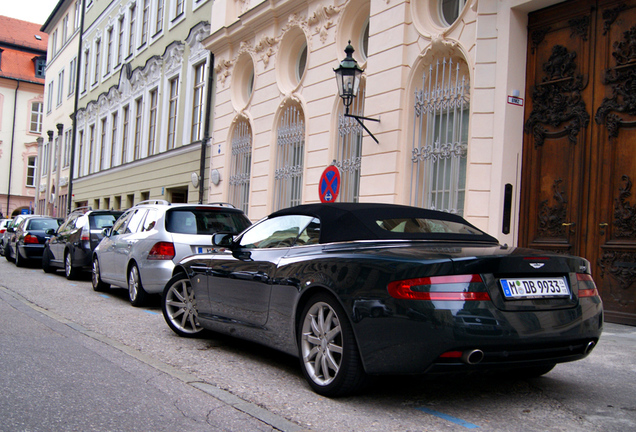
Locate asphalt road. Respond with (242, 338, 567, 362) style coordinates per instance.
(0, 257, 635, 432)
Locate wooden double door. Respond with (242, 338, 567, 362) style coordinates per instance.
(521, 0, 636, 325)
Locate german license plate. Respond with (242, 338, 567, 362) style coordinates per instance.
(197, 247, 213, 254)
(500, 277, 570, 299)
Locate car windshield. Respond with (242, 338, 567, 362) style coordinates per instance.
(377, 218, 483, 235)
(165, 208, 250, 235)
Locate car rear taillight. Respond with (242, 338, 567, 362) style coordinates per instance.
(387, 274, 490, 301)
(0, 229, 5, 234)
(577, 273, 599, 298)
(24, 234, 39, 244)
(80, 225, 90, 242)
(148, 242, 175, 260)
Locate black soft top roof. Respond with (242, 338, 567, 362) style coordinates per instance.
(269, 203, 499, 244)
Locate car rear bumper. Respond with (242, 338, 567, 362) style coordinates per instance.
(139, 260, 175, 293)
(352, 298, 604, 375)
(19, 244, 45, 260)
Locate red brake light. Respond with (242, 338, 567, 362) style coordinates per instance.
(148, 242, 175, 260)
(387, 274, 490, 301)
(24, 234, 39, 244)
(0, 229, 5, 234)
(80, 225, 90, 241)
(577, 273, 599, 298)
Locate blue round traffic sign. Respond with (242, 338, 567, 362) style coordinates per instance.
(319, 165, 341, 203)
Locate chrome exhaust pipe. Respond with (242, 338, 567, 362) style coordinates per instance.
(461, 349, 484, 365)
(584, 341, 596, 355)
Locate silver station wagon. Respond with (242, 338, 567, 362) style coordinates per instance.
(92, 200, 251, 306)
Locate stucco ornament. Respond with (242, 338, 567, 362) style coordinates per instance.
(164, 42, 185, 74)
(187, 21, 211, 60)
(308, 4, 343, 44)
(214, 59, 234, 87)
(420, 34, 460, 60)
(255, 36, 279, 68)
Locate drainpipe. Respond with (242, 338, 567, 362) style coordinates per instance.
(6, 80, 20, 216)
(199, 51, 215, 204)
(67, 0, 87, 214)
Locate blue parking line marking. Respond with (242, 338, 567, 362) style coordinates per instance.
(416, 407, 479, 429)
(144, 310, 160, 315)
(99, 294, 110, 299)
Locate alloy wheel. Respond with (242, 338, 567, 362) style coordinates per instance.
(163, 276, 204, 336)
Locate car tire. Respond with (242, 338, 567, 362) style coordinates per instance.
(91, 257, 110, 292)
(65, 250, 80, 280)
(128, 264, 148, 307)
(297, 293, 366, 397)
(42, 247, 55, 273)
(162, 273, 207, 338)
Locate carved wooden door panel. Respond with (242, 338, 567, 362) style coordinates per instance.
(592, 1, 636, 324)
(522, 0, 636, 325)
(521, 0, 594, 256)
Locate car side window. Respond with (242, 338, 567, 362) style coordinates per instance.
(141, 209, 158, 232)
(239, 215, 314, 249)
(111, 210, 134, 235)
(296, 218, 321, 245)
(126, 209, 148, 234)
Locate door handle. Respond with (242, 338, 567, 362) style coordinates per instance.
(562, 222, 576, 226)
(599, 222, 608, 235)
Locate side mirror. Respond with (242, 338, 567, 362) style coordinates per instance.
(45, 228, 56, 235)
(7, 226, 15, 233)
(102, 227, 112, 237)
(212, 232, 234, 247)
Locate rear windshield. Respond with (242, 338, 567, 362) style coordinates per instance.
(165, 209, 251, 235)
(377, 218, 483, 236)
(90, 214, 121, 229)
(27, 219, 61, 230)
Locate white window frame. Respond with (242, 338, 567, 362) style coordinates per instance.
(30, 101, 43, 133)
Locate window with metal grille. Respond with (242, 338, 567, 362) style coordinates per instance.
(229, 117, 252, 214)
(274, 103, 305, 210)
(335, 83, 365, 202)
(410, 57, 469, 216)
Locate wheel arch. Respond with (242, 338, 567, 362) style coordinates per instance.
(293, 283, 368, 373)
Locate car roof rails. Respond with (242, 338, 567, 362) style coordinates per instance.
(207, 202, 236, 208)
(71, 205, 93, 214)
(136, 199, 171, 206)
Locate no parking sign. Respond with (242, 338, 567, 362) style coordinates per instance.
(319, 165, 341, 203)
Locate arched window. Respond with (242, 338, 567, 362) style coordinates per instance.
(229, 117, 252, 214)
(335, 81, 365, 202)
(274, 102, 305, 210)
(410, 57, 470, 215)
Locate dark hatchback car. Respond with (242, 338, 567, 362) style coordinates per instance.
(5, 216, 63, 267)
(43, 208, 123, 279)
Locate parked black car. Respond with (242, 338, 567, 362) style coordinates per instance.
(5, 216, 63, 267)
(43, 208, 123, 279)
(162, 202, 603, 397)
(1, 214, 42, 257)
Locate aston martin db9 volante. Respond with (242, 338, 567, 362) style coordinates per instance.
(161, 203, 603, 397)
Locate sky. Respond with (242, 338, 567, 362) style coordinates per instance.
(2, 0, 59, 26)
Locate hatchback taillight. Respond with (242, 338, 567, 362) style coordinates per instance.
(80, 225, 90, 242)
(24, 234, 39, 244)
(388, 274, 490, 301)
(0, 229, 5, 234)
(577, 273, 599, 298)
(148, 242, 175, 260)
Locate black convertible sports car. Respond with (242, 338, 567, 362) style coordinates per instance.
(161, 203, 603, 396)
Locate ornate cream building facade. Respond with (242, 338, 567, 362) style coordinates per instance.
(203, 0, 539, 247)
